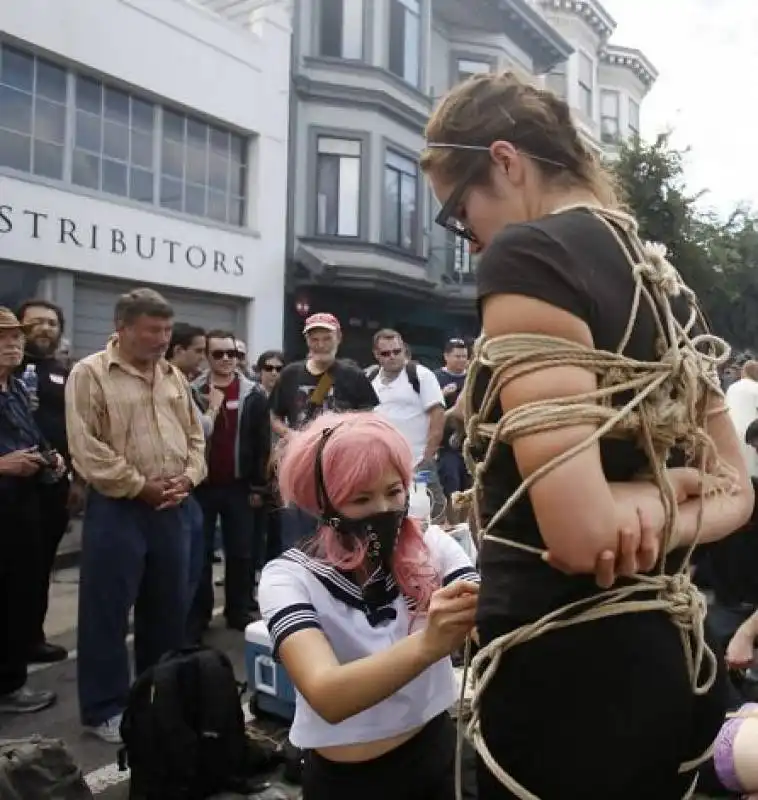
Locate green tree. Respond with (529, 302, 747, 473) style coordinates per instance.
(611, 134, 758, 348)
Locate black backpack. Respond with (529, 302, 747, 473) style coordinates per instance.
(118, 647, 270, 800)
(366, 361, 420, 394)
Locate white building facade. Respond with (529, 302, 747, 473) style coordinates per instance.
(0, 0, 291, 357)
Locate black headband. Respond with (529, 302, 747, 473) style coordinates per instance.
(314, 425, 341, 520)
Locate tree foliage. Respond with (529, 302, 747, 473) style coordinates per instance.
(610, 135, 758, 349)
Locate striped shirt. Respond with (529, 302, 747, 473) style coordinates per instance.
(65, 340, 206, 499)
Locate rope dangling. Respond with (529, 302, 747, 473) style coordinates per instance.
(453, 205, 732, 800)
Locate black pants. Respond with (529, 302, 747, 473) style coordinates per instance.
(302, 714, 475, 800)
(189, 481, 257, 635)
(0, 483, 43, 695)
(476, 611, 727, 800)
(30, 477, 70, 645)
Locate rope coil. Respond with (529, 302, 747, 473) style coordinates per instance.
(453, 205, 732, 800)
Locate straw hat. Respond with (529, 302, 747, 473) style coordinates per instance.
(0, 307, 29, 331)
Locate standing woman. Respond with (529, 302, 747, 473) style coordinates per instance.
(421, 71, 754, 799)
(258, 412, 479, 800)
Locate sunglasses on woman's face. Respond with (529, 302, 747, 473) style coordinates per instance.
(262, 363, 283, 373)
(211, 349, 240, 360)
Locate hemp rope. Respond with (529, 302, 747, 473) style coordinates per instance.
(453, 205, 732, 800)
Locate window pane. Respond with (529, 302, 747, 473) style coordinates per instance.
(0, 86, 32, 134)
(187, 118, 207, 148)
(230, 163, 246, 197)
(388, 0, 405, 79)
(207, 190, 227, 222)
(131, 129, 153, 169)
(210, 126, 229, 155)
(402, 3, 420, 84)
(34, 98, 65, 143)
(338, 156, 360, 236)
(105, 87, 130, 125)
(230, 135, 246, 165)
(36, 60, 67, 102)
(131, 98, 154, 132)
(163, 110, 185, 142)
(316, 154, 339, 235)
(103, 121, 129, 160)
(1, 47, 33, 92)
(76, 76, 102, 113)
(0, 129, 31, 171)
(342, 0, 364, 59)
(161, 139, 184, 178)
(72, 150, 101, 190)
(32, 140, 63, 179)
(320, 0, 343, 57)
(185, 145, 207, 184)
(160, 176, 183, 210)
(318, 137, 361, 157)
(208, 152, 228, 191)
(400, 172, 416, 249)
(383, 168, 400, 245)
(75, 110, 101, 152)
(129, 168, 154, 202)
(228, 197, 244, 227)
(579, 53, 593, 86)
(102, 158, 127, 195)
(601, 90, 619, 117)
(458, 59, 490, 80)
(386, 150, 416, 174)
(185, 183, 206, 216)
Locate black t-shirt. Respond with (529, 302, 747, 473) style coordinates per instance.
(473, 209, 695, 626)
(17, 354, 70, 462)
(435, 368, 467, 450)
(269, 359, 378, 430)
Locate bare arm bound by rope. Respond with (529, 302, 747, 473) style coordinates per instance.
(479, 291, 754, 582)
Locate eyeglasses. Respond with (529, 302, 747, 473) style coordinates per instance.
(262, 363, 283, 373)
(428, 143, 566, 243)
(210, 349, 240, 360)
(378, 348, 403, 358)
(448, 338, 466, 347)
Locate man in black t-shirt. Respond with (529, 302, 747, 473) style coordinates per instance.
(270, 313, 378, 547)
(435, 338, 471, 522)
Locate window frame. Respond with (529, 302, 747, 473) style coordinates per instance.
(381, 142, 421, 254)
(314, 135, 362, 238)
(600, 88, 620, 144)
(387, 0, 422, 88)
(628, 97, 640, 137)
(316, 0, 367, 61)
(577, 50, 594, 119)
(545, 60, 568, 99)
(449, 51, 496, 87)
(307, 126, 370, 240)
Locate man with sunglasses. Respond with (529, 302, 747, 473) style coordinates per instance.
(189, 330, 271, 637)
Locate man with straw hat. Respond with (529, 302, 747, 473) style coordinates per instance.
(0, 307, 61, 715)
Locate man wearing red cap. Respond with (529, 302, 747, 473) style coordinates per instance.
(270, 313, 378, 546)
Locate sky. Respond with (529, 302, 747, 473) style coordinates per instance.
(600, 0, 757, 217)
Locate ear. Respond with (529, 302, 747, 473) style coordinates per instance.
(490, 140, 528, 186)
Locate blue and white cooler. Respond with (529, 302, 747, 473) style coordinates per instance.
(245, 619, 296, 723)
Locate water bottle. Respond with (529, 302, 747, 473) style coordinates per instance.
(21, 363, 38, 400)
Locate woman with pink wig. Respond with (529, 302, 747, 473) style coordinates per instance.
(258, 411, 479, 800)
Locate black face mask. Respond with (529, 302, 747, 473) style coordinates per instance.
(315, 426, 407, 572)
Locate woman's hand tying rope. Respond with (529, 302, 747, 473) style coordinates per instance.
(453, 207, 734, 800)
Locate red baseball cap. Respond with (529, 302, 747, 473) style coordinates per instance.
(303, 313, 341, 334)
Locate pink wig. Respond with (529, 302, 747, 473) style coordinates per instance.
(278, 412, 439, 610)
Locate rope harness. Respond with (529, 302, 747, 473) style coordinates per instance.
(453, 206, 732, 800)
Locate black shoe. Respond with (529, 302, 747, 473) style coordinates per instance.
(28, 641, 68, 664)
(0, 686, 57, 714)
(225, 613, 257, 632)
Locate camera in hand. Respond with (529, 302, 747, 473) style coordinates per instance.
(38, 450, 62, 484)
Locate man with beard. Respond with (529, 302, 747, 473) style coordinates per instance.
(16, 299, 85, 663)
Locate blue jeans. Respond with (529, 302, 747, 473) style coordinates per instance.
(77, 490, 190, 726)
(185, 494, 204, 605)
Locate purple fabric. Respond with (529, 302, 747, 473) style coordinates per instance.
(713, 702, 758, 792)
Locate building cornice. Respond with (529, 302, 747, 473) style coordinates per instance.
(293, 72, 428, 136)
(600, 45, 658, 89)
(540, 0, 616, 41)
(496, 0, 574, 73)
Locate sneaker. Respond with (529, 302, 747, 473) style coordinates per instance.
(84, 714, 123, 745)
(0, 686, 57, 714)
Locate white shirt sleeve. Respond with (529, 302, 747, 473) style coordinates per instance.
(424, 525, 480, 586)
(259, 559, 322, 658)
(418, 365, 445, 413)
(726, 380, 758, 477)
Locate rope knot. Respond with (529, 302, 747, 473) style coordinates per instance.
(632, 241, 681, 296)
(659, 572, 702, 631)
